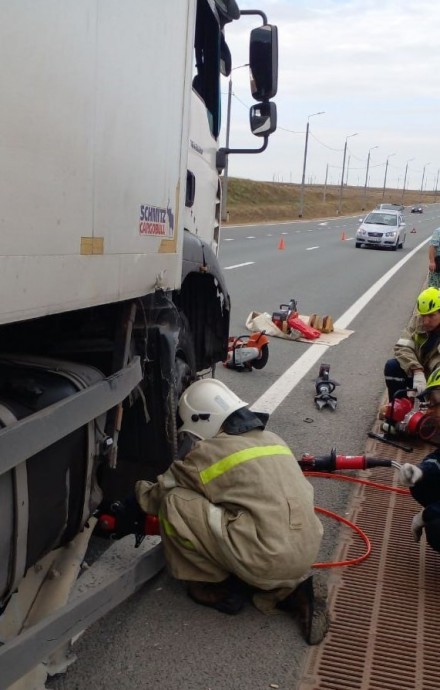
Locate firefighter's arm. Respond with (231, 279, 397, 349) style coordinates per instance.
(135, 479, 163, 514)
(394, 318, 424, 375)
(135, 456, 203, 513)
(400, 453, 440, 486)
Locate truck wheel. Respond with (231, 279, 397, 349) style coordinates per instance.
(252, 344, 269, 369)
(104, 314, 196, 495)
(150, 315, 197, 473)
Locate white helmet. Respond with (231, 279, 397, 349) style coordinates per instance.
(178, 379, 248, 440)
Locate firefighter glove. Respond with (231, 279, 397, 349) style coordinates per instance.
(412, 370, 427, 395)
(399, 463, 423, 487)
(411, 510, 425, 542)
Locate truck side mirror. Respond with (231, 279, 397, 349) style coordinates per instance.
(250, 102, 277, 137)
(249, 24, 278, 101)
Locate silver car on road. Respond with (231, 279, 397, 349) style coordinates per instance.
(355, 210, 406, 250)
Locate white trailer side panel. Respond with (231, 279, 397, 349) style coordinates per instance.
(0, 0, 195, 324)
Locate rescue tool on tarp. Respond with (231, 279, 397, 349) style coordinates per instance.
(314, 363, 339, 410)
(222, 331, 269, 371)
(271, 298, 334, 340)
(271, 298, 321, 340)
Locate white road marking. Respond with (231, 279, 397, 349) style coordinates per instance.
(246, 236, 256, 239)
(251, 236, 431, 414)
(319, 222, 328, 226)
(223, 238, 234, 241)
(223, 261, 255, 270)
(306, 246, 319, 250)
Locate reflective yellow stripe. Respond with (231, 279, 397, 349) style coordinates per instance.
(200, 445, 292, 485)
(158, 509, 195, 550)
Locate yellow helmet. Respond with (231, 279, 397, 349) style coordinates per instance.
(416, 287, 440, 315)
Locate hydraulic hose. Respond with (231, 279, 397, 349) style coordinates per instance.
(304, 466, 410, 569)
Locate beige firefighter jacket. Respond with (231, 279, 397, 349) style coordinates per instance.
(394, 315, 440, 375)
(135, 428, 323, 591)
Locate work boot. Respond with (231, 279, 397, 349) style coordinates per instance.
(187, 579, 245, 615)
(278, 574, 330, 645)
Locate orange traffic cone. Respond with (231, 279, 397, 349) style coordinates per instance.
(341, 231, 346, 241)
(278, 237, 286, 250)
(410, 227, 416, 234)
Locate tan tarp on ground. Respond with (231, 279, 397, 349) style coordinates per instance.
(245, 311, 353, 347)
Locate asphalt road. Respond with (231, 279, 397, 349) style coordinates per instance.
(49, 206, 440, 690)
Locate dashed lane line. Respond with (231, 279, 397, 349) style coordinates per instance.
(223, 261, 255, 270)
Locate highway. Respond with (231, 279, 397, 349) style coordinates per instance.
(49, 206, 440, 690)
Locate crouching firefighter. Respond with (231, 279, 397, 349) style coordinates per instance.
(384, 287, 440, 401)
(399, 368, 440, 553)
(108, 379, 329, 645)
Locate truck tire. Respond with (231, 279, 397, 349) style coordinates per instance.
(99, 312, 196, 499)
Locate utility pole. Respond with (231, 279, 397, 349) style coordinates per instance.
(382, 153, 395, 201)
(338, 133, 357, 214)
(363, 146, 378, 208)
(420, 162, 431, 198)
(401, 158, 414, 205)
(298, 111, 325, 217)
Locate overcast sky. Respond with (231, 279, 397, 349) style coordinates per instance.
(222, 0, 440, 193)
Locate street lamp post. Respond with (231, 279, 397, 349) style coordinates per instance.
(363, 145, 378, 208)
(298, 111, 325, 217)
(221, 63, 249, 222)
(382, 153, 396, 201)
(420, 162, 431, 197)
(338, 132, 358, 214)
(401, 158, 414, 204)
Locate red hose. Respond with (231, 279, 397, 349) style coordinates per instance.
(305, 471, 410, 568)
(313, 506, 371, 568)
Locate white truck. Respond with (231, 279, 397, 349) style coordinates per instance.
(0, 1, 278, 687)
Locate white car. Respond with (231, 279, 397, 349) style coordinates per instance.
(355, 210, 406, 250)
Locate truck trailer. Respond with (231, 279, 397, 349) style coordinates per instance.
(0, 1, 278, 687)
